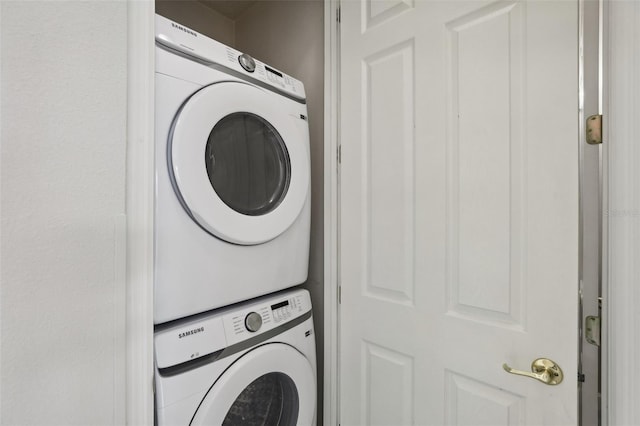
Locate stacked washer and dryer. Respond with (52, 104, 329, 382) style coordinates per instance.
(153, 14, 316, 425)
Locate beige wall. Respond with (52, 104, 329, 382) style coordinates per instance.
(156, 0, 235, 46)
(1, 1, 127, 424)
(234, 2, 324, 421)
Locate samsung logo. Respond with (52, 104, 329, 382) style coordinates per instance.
(179, 326, 204, 339)
(171, 22, 197, 37)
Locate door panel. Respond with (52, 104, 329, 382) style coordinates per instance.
(339, 1, 579, 424)
(447, 2, 525, 326)
(363, 39, 415, 305)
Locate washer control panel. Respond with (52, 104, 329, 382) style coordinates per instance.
(223, 291, 309, 346)
(154, 289, 311, 368)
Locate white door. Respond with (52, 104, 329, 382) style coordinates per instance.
(339, 0, 580, 424)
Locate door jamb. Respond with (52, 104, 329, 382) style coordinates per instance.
(323, 0, 340, 425)
(125, 0, 155, 424)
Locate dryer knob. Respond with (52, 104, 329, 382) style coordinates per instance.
(245, 312, 263, 332)
(238, 53, 256, 73)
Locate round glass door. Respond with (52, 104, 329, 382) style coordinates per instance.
(170, 81, 310, 245)
(222, 372, 298, 425)
(191, 344, 315, 426)
(205, 112, 291, 217)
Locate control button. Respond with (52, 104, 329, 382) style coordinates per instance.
(238, 53, 256, 73)
(245, 311, 262, 332)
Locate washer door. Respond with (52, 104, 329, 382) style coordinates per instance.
(170, 81, 310, 245)
(191, 344, 315, 426)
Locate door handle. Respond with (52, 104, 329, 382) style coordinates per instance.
(502, 358, 563, 385)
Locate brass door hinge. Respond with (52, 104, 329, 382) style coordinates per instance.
(586, 114, 603, 145)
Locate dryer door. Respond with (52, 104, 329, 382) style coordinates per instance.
(169, 81, 310, 245)
(190, 343, 316, 426)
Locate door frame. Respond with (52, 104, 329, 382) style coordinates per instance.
(322, 0, 341, 424)
(125, 0, 640, 424)
(125, 0, 155, 424)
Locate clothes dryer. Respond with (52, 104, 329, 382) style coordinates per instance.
(154, 15, 311, 324)
(154, 288, 317, 425)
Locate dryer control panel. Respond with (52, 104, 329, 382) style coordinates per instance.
(155, 14, 306, 101)
(154, 289, 311, 369)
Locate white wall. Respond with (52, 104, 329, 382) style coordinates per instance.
(0, 1, 127, 424)
(234, 2, 325, 422)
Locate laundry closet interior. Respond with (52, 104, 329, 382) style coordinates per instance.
(154, 0, 326, 420)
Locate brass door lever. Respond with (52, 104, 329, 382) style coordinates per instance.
(502, 358, 563, 385)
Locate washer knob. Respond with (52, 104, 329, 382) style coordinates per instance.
(238, 53, 256, 73)
(245, 312, 262, 332)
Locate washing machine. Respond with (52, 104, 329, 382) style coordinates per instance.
(154, 288, 317, 425)
(154, 15, 311, 324)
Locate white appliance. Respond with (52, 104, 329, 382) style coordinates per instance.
(154, 288, 317, 425)
(154, 15, 311, 324)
